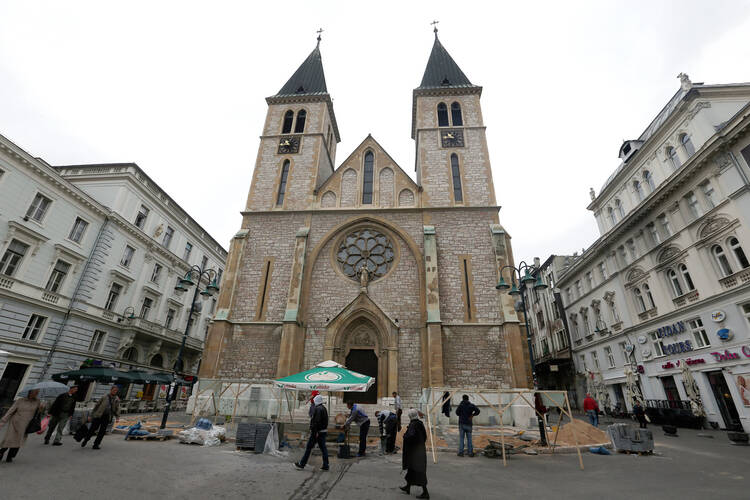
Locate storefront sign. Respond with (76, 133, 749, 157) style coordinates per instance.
(711, 350, 741, 361)
(662, 340, 693, 355)
(711, 310, 726, 322)
(656, 321, 686, 338)
(661, 358, 705, 369)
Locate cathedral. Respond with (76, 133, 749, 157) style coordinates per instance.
(200, 31, 530, 406)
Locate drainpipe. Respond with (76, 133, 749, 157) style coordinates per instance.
(40, 215, 111, 378)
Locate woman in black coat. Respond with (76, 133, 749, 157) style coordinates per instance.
(401, 408, 429, 499)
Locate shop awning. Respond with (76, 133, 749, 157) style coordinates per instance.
(52, 367, 139, 384)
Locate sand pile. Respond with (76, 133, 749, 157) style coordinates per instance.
(552, 419, 608, 445)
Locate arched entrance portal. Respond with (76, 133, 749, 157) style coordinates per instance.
(344, 349, 378, 404)
(324, 293, 399, 401)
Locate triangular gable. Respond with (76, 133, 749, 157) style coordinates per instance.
(317, 134, 419, 195)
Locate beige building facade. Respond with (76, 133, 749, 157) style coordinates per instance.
(199, 34, 529, 407)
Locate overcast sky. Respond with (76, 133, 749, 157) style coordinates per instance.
(2, 1, 750, 265)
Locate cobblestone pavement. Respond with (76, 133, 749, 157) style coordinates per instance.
(1, 421, 748, 499)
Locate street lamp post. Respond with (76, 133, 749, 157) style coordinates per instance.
(160, 264, 220, 429)
(495, 261, 548, 446)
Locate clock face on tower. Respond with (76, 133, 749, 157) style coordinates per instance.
(277, 136, 300, 154)
(440, 129, 464, 148)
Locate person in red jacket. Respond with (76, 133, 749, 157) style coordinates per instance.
(583, 393, 599, 427)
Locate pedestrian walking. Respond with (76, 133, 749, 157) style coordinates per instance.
(583, 393, 599, 427)
(0, 389, 42, 463)
(294, 394, 329, 471)
(400, 408, 429, 499)
(633, 400, 648, 429)
(455, 394, 480, 457)
(392, 391, 403, 431)
(81, 386, 120, 450)
(375, 409, 398, 454)
(45, 385, 78, 446)
(344, 401, 371, 457)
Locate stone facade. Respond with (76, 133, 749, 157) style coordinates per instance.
(200, 36, 528, 407)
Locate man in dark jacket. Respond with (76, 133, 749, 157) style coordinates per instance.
(375, 410, 398, 454)
(344, 401, 371, 457)
(82, 386, 120, 450)
(455, 394, 480, 457)
(295, 395, 329, 470)
(45, 385, 78, 445)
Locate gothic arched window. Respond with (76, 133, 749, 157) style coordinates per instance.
(282, 110, 294, 134)
(451, 154, 463, 202)
(633, 287, 646, 313)
(294, 110, 306, 133)
(362, 151, 374, 204)
(437, 102, 449, 127)
(712, 244, 733, 276)
(451, 102, 463, 126)
(276, 160, 290, 206)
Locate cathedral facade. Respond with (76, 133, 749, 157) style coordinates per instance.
(200, 33, 530, 405)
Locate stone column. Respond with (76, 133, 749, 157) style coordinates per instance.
(276, 227, 309, 377)
(423, 225, 444, 387)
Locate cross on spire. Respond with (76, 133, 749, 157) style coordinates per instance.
(431, 20, 439, 37)
(316, 27, 324, 46)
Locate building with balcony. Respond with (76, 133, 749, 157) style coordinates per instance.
(557, 75, 750, 431)
(526, 256, 575, 401)
(0, 133, 227, 410)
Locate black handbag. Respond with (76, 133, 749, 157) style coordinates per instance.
(25, 410, 42, 435)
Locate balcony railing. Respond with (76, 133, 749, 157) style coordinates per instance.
(126, 317, 203, 350)
(672, 289, 699, 308)
(719, 268, 750, 290)
(0, 277, 71, 309)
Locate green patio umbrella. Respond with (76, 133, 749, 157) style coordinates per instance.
(273, 360, 375, 392)
(126, 370, 172, 385)
(52, 367, 139, 384)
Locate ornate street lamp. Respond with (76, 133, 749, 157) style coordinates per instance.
(496, 261, 548, 446)
(160, 264, 219, 429)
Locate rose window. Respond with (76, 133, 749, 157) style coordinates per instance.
(336, 229, 395, 281)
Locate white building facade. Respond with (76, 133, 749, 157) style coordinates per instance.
(0, 133, 227, 410)
(558, 76, 750, 432)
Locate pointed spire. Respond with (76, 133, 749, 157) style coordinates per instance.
(274, 37, 328, 97)
(418, 32, 476, 90)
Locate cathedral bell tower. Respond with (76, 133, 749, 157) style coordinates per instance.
(412, 30, 497, 208)
(246, 38, 341, 212)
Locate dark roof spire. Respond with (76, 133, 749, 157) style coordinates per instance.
(418, 31, 475, 90)
(274, 36, 328, 97)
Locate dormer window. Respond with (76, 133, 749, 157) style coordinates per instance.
(622, 144, 631, 155)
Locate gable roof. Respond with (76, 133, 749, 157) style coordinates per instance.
(418, 34, 477, 90)
(273, 43, 328, 97)
(316, 134, 419, 194)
